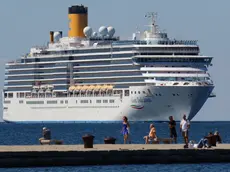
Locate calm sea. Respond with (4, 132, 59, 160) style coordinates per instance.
(0, 121, 230, 171)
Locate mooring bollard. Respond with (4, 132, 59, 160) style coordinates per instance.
(104, 137, 116, 144)
(82, 134, 95, 148)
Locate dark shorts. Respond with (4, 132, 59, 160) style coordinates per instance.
(170, 129, 177, 138)
(182, 130, 189, 137)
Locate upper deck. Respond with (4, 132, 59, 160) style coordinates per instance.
(14, 11, 200, 61)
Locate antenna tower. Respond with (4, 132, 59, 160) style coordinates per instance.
(145, 12, 158, 34)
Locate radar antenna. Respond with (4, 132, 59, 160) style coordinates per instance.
(145, 12, 158, 34)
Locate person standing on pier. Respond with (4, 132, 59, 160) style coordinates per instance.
(169, 116, 177, 143)
(180, 114, 190, 145)
(122, 116, 131, 144)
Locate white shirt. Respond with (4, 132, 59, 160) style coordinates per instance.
(180, 119, 190, 131)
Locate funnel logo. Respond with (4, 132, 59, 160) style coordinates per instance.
(131, 105, 144, 110)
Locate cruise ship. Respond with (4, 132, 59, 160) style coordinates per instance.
(2, 5, 215, 123)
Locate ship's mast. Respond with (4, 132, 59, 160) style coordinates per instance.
(145, 12, 158, 35)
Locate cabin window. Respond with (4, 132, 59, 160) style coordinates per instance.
(81, 100, 88, 104)
(25, 93, 31, 98)
(96, 100, 101, 103)
(26, 101, 44, 104)
(60, 100, 64, 104)
(47, 100, 58, 104)
(109, 100, 115, 103)
(103, 100, 108, 103)
(4, 100, 11, 104)
(19, 100, 24, 104)
(114, 90, 122, 95)
(125, 90, 129, 96)
(8, 93, 13, 98)
(20, 93, 25, 98)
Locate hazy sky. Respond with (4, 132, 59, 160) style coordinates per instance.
(0, 0, 229, 121)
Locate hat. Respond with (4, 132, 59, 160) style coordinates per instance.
(43, 127, 47, 130)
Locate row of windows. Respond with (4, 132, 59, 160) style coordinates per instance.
(136, 58, 211, 63)
(4, 88, 129, 99)
(4, 93, 195, 105)
(149, 77, 210, 81)
(23, 99, 116, 105)
(31, 47, 133, 57)
(95, 100, 115, 103)
(6, 75, 69, 80)
(4, 93, 13, 98)
(4, 100, 11, 104)
(24, 54, 131, 63)
(130, 91, 193, 97)
(138, 47, 199, 52)
(6, 68, 68, 75)
(6, 59, 132, 71)
(6, 66, 138, 75)
(26, 101, 44, 104)
(139, 53, 198, 56)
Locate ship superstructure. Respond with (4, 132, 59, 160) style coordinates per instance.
(3, 5, 215, 122)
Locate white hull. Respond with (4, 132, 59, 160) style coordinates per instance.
(3, 85, 214, 122)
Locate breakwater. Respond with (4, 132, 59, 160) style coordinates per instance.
(0, 144, 230, 167)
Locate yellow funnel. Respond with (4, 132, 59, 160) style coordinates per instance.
(68, 5, 88, 38)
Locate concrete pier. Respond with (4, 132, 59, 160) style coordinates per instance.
(0, 144, 230, 167)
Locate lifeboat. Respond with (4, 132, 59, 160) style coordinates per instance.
(88, 85, 95, 91)
(107, 84, 113, 90)
(32, 86, 40, 90)
(94, 85, 101, 91)
(74, 85, 82, 92)
(69, 85, 75, 91)
(101, 84, 108, 91)
(47, 85, 54, 89)
(81, 85, 88, 92)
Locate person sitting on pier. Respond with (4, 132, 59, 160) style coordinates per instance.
(196, 136, 209, 148)
(143, 124, 158, 144)
(39, 127, 51, 144)
(205, 132, 218, 147)
(214, 131, 222, 144)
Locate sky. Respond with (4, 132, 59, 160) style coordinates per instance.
(0, 0, 229, 121)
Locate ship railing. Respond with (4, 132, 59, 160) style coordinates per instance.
(32, 46, 48, 50)
(157, 40, 198, 45)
